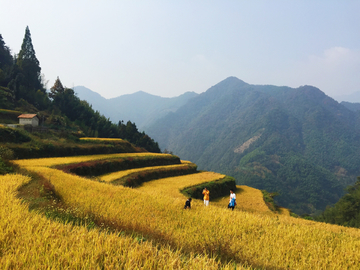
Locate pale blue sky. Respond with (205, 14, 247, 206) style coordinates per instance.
(1, 0, 359, 99)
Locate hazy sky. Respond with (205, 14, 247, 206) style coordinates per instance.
(1, 1, 359, 99)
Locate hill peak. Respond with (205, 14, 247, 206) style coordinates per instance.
(217, 76, 248, 86)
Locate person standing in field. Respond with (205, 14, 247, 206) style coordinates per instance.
(228, 189, 236, 211)
(202, 187, 210, 206)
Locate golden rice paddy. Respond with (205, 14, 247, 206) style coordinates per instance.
(12, 152, 173, 167)
(4, 153, 360, 269)
(0, 173, 249, 269)
(99, 162, 196, 183)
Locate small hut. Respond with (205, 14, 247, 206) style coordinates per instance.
(18, 114, 39, 127)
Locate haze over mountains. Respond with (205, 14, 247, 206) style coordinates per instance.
(75, 77, 360, 215)
(74, 86, 198, 130)
(334, 92, 360, 103)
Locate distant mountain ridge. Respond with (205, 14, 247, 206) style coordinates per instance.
(145, 76, 360, 215)
(74, 86, 198, 130)
(340, 101, 360, 112)
(334, 91, 360, 103)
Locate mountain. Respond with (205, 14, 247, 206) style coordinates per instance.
(74, 86, 198, 130)
(145, 76, 360, 215)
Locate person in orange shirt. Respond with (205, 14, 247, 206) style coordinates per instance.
(202, 187, 210, 206)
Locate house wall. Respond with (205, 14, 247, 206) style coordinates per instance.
(19, 117, 39, 126)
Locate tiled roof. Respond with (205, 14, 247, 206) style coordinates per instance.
(18, 114, 38, 119)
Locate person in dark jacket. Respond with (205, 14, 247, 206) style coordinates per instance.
(184, 198, 192, 209)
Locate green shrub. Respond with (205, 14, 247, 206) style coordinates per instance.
(181, 176, 237, 200)
(0, 126, 31, 143)
(0, 157, 12, 174)
(0, 146, 14, 160)
(118, 164, 198, 187)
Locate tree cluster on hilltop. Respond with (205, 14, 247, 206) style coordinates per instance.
(0, 27, 160, 153)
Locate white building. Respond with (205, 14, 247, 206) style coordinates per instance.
(18, 114, 39, 127)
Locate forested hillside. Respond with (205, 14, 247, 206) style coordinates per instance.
(0, 27, 159, 153)
(317, 177, 360, 227)
(341, 101, 360, 112)
(146, 76, 360, 214)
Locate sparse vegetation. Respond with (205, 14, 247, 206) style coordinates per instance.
(261, 190, 280, 213)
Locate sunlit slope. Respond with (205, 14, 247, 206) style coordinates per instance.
(279, 206, 291, 216)
(139, 175, 289, 215)
(12, 152, 173, 167)
(19, 163, 360, 269)
(212, 185, 273, 213)
(0, 173, 247, 269)
(137, 171, 225, 201)
(137, 175, 276, 214)
(99, 161, 196, 183)
(14, 153, 267, 211)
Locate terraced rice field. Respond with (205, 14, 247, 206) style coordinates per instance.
(212, 185, 273, 213)
(0, 173, 248, 269)
(98, 162, 196, 183)
(137, 171, 225, 201)
(5, 152, 360, 269)
(13, 152, 174, 167)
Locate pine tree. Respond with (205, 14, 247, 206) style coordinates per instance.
(16, 26, 44, 101)
(49, 76, 64, 99)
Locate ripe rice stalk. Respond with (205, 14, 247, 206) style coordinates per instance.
(12, 152, 175, 168)
(212, 185, 273, 213)
(0, 173, 250, 269)
(11, 156, 360, 269)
